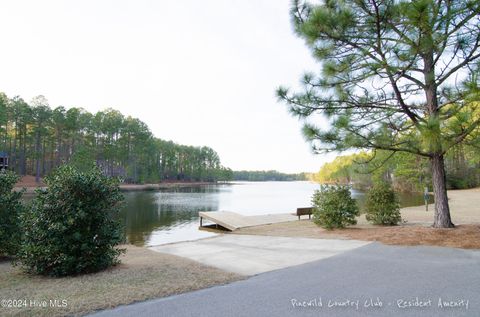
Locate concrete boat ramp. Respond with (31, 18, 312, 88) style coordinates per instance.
(149, 211, 371, 276)
(150, 235, 370, 275)
(198, 211, 298, 231)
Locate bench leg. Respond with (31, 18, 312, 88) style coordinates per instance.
(200, 217, 203, 227)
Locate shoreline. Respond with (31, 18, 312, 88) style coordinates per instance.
(233, 187, 480, 249)
(118, 182, 224, 191)
(15, 181, 229, 194)
(16, 179, 316, 193)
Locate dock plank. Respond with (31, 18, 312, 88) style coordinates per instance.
(199, 211, 297, 231)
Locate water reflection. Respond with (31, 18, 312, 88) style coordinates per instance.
(119, 186, 224, 246)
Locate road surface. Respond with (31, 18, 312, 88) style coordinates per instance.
(90, 242, 480, 317)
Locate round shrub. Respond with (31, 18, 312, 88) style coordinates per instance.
(312, 185, 359, 229)
(0, 170, 23, 256)
(365, 182, 402, 225)
(17, 166, 125, 276)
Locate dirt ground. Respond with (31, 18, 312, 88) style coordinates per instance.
(15, 175, 45, 188)
(0, 245, 242, 317)
(236, 187, 480, 249)
(236, 221, 480, 249)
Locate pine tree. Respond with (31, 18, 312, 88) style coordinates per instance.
(278, 0, 480, 228)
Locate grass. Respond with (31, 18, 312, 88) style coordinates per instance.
(0, 245, 243, 317)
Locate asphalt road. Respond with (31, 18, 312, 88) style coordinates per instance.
(90, 243, 480, 317)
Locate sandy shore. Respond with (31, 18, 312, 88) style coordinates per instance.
(235, 187, 480, 249)
(385, 187, 480, 225)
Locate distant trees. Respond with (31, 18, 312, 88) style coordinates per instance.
(314, 147, 480, 192)
(0, 93, 230, 183)
(31, 96, 51, 183)
(313, 153, 370, 186)
(233, 170, 307, 181)
(313, 151, 427, 191)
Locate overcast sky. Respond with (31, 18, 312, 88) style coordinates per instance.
(0, 0, 336, 173)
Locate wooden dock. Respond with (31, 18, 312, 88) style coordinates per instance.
(199, 211, 297, 231)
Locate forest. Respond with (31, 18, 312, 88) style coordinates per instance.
(232, 170, 307, 182)
(313, 147, 480, 192)
(0, 93, 232, 183)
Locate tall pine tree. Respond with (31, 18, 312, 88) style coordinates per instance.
(278, 0, 480, 228)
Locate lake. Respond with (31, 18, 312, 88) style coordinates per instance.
(119, 181, 425, 246)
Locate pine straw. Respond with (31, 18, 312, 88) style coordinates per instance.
(235, 221, 480, 249)
(15, 175, 45, 188)
(0, 245, 243, 317)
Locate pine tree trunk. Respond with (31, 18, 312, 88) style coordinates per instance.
(21, 128, 27, 175)
(42, 139, 46, 175)
(35, 129, 41, 183)
(12, 123, 17, 172)
(431, 154, 454, 228)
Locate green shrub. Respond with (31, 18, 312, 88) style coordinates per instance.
(312, 185, 359, 229)
(365, 182, 402, 225)
(0, 170, 23, 256)
(17, 166, 125, 276)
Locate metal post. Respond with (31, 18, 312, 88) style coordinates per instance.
(424, 187, 429, 212)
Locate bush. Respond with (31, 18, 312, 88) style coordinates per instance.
(0, 170, 23, 256)
(365, 182, 402, 225)
(17, 166, 125, 276)
(312, 185, 359, 229)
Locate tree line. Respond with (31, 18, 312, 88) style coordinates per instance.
(233, 170, 307, 181)
(313, 146, 480, 192)
(0, 93, 232, 183)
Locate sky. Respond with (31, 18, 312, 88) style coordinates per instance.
(0, 0, 336, 173)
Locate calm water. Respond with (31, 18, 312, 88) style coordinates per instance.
(119, 182, 425, 246)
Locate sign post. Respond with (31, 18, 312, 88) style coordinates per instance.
(424, 187, 429, 212)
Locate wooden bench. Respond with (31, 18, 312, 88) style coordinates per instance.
(296, 207, 313, 220)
